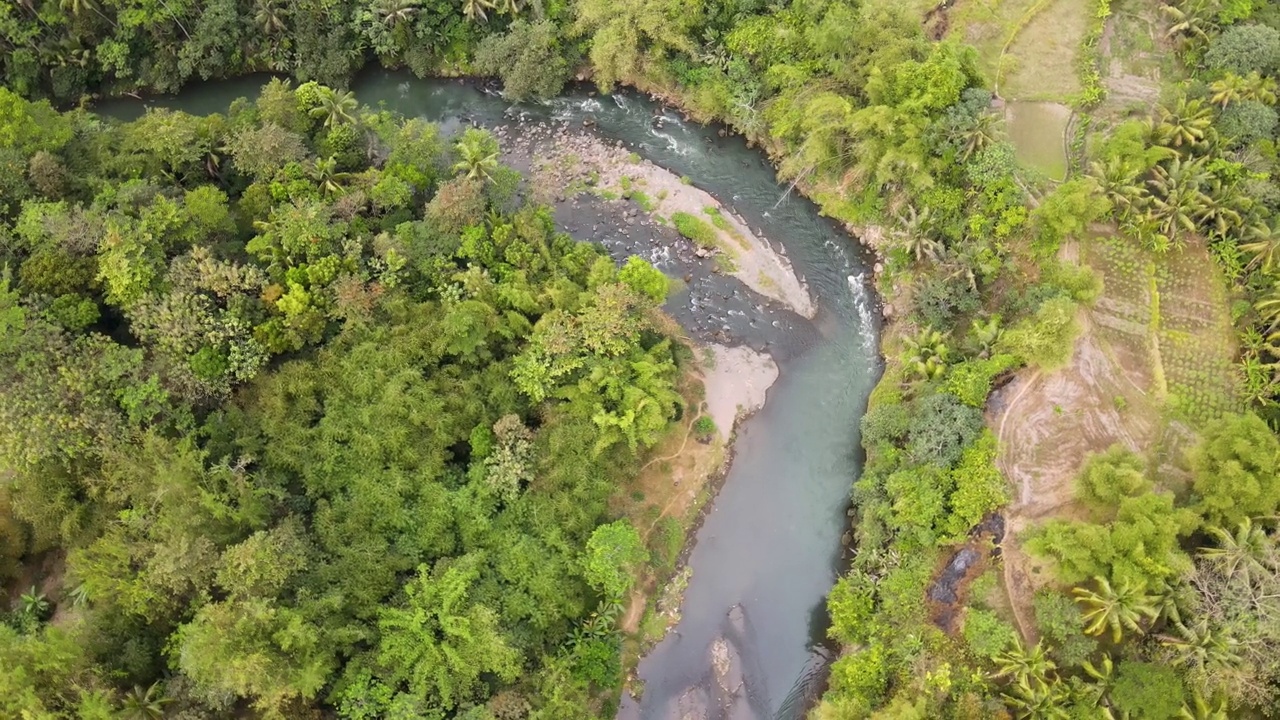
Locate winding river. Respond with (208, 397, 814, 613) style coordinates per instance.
(101, 69, 883, 719)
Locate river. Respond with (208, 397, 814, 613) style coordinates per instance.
(100, 69, 883, 719)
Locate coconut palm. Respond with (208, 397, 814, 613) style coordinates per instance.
(889, 205, 942, 263)
(1256, 280, 1280, 331)
(1179, 692, 1230, 720)
(955, 111, 1000, 162)
(901, 326, 950, 381)
(1159, 618, 1244, 673)
(968, 315, 1003, 359)
(1199, 517, 1276, 586)
(310, 88, 359, 128)
(1209, 73, 1249, 108)
(1241, 72, 1278, 105)
(1002, 675, 1071, 720)
(497, 0, 523, 15)
(1162, 0, 1218, 45)
(461, 0, 495, 23)
(1149, 98, 1214, 151)
(255, 0, 287, 36)
(992, 637, 1057, 685)
(59, 0, 98, 18)
(310, 156, 352, 196)
(1196, 178, 1245, 239)
(1089, 157, 1148, 217)
(119, 682, 169, 720)
(1073, 575, 1159, 642)
(375, 0, 420, 26)
(451, 128, 500, 183)
(1241, 219, 1280, 272)
(1147, 156, 1211, 242)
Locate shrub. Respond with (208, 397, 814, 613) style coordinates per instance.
(1219, 100, 1278, 148)
(945, 355, 1017, 408)
(1032, 590, 1096, 667)
(906, 392, 985, 468)
(997, 296, 1080, 370)
(911, 273, 981, 330)
(861, 400, 912, 449)
(1189, 412, 1280, 526)
(1110, 661, 1185, 719)
(828, 572, 876, 645)
(962, 608, 1015, 659)
(944, 432, 1009, 537)
(829, 643, 889, 705)
(692, 415, 717, 440)
(1204, 24, 1280, 76)
(473, 20, 572, 101)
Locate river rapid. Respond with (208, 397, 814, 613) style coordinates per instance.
(100, 69, 883, 720)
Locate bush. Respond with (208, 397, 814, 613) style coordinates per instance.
(1205, 24, 1280, 76)
(1219, 100, 1278, 148)
(828, 572, 876, 645)
(1111, 661, 1185, 720)
(997, 296, 1080, 370)
(861, 400, 912, 449)
(692, 415, 717, 440)
(944, 432, 1009, 537)
(944, 355, 1017, 408)
(670, 212, 719, 248)
(1190, 412, 1280, 526)
(1032, 590, 1096, 667)
(906, 392, 985, 468)
(829, 643, 889, 705)
(911, 273, 981, 330)
(962, 608, 1014, 659)
(473, 21, 572, 102)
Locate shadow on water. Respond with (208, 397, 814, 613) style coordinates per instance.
(97, 69, 883, 719)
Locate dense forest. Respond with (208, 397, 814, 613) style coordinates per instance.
(4, 0, 1280, 718)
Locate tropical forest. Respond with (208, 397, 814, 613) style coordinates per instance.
(2, 0, 1280, 718)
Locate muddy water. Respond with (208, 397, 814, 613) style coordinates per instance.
(99, 70, 883, 719)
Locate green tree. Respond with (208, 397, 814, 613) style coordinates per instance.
(310, 87, 359, 128)
(373, 555, 521, 710)
(1189, 412, 1280, 525)
(573, 0, 703, 90)
(583, 520, 647, 599)
(451, 128, 500, 183)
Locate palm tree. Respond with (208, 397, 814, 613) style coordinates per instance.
(376, 0, 420, 26)
(1179, 691, 1229, 720)
(1241, 219, 1280, 272)
(1209, 73, 1249, 108)
(1159, 618, 1243, 673)
(461, 0, 495, 23)
(452, 128, 500, 183)
(19, 586, 49, 620)
(1241, 72, 1278, 104)
(1002, 676, 1071, 720)
(1089, 157, 1148, 217)
(59, 0, 97, 18)
(1163, 0, 1218, 45)
(254, 0, 287, 35)
(310, 156, 352, 196)
(1073, 575, 1159, 642)
(889, 205, 942, 263)
(968, 315, 1003, 359)
(953, 112, 999, 162)
(119, 682, 169, 720)
(1199, 517, 1275, 586)
(992, 638, 1057, 685)
(310, 88, 359, 128)
(901, 326, 950, 381)
(497, 0, 524, 15)
(1255, 280, 1280, 331)
(1149, 97, 1214, 151)
(1195, 178, 1245, 239)
(1147, 156, 1210, 242)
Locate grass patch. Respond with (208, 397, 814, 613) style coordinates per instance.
(672, 211, 720, 249)
(630, 191, 656, 212)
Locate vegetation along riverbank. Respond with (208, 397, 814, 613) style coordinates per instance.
(5, 0, 1280, 718)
